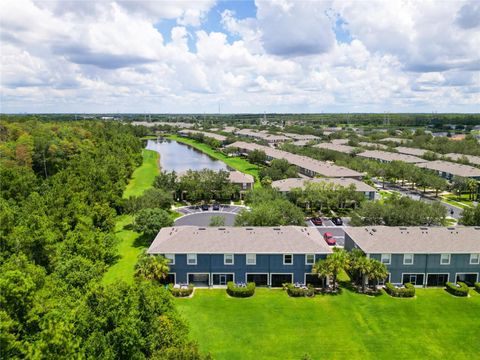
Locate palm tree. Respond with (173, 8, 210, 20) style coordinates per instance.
(134, 252, 170, 283)
(366, 259, 389, 290)
(325, 248, 349, 290)
(311, 259, 330, 289)
(353, 256, 371, 293)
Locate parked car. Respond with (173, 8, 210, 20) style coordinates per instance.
(212, 203, 220, 211)
(323, 232, 336, 246)
(310, 217, 323, 226)
(331, 217, 343, 226)
(201, 204, 209, 211)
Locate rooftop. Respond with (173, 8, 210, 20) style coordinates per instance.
(345, 226, 480, 254)
(229, 141, 362, 178)
(228, 170, 254, 184)
(314, 143, 357, 154)
(444, 153, 480, 166)
(416, 160, 480, 178)
(395, 147, 430, 157)
(357, 150, 425, 163)
(148, 226, 334, 254)
(179, 129, 227, 142)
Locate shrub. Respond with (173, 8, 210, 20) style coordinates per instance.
(385, 282, 415, 298)
(168, 284, 194, 297)
(446, 282, 469, 297)
(475, 282, 480, 293)
(284, 283, 315, 297)
(226, 282, 255, 298)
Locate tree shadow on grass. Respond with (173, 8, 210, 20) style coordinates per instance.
(133, 233, 154, 248)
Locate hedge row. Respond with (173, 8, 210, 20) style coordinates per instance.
(226, 282, 255, 297)
(284, 283, 315, 297)
(446, 282, 469, 297)
(385, 282, 415, 298)
(475, 282, 480, 293)
(168, 284, 194, 297)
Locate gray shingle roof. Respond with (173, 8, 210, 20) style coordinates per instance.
(345, 226, 480, 254)
(395, 147, 430, 157)
(444, 153, 480, 166)
(314, 143, 357, 154)
(179, 130, 227, 142)
(357, 150, 425, 163)
(415, 160, 480, 178)
(148, 226, 334, 254)
(228, 171, 254, 184)
(228, 141, 362, 178)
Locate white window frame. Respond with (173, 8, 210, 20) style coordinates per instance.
(246, 254, 256, 265)
(470, 253, 480, 265)
(403, 254, 414, 265)
(381, 253, 391, 265)
(440, 253, 451, 265)
(187, 253, 197, 265)
(224, 254, 234, 265)
(305, 254, 315, 265)
(164, 254, 175, 265)
(283, 254, 293, 265)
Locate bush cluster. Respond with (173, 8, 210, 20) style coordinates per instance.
(283, 283, 315, 297)
(385, 282, 415, 298)
(475, 282, 480, 293)
(446, 282, 469, 297)
(226, 282, 255, 297)
(168, 284, 194, 297)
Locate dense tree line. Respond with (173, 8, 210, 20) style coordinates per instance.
(0, 120, 206, 359)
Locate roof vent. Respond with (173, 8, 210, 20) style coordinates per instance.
(198, 227, 206, 230)
(273, 228, 281, 231)
(246, 228, 253, 230)
(218, 228, 225, 230)
(400, 227, 407, 230)
(447, 227, 455, 231)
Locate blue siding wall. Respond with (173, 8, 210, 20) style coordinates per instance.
(168, 253, 328, 286)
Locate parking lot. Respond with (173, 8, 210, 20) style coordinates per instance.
(176, 204, 245, 216)
(305, 217, 349, 247)
(174, 205, 246, 227)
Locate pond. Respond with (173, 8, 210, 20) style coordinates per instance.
(145, 138, 228, 172)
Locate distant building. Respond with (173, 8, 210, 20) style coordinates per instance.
(444, 153, 480, 166)
(178, 129, 227, 143)
(314, 143, 357, 154)
(415, 160, 480, 180)
(272, 177, 376, 200)
(357, 150, 425, 164)
(228, 171, 254, 191)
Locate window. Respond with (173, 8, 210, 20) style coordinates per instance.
(283, 254, 293, 265)
(224, 254, 234, 265)
(164, 254, 175, 265)
(187, 254, 197, 265)
(381, 254, 391, 265)
(470, 253, 480, 265)
(440, 253, 451, 265)
(246, 254, 256, 265)
(305, 254, 315, 265)
(403, 254, 414, 265)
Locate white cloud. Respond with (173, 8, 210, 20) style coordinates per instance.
(0, 0, 478, 113)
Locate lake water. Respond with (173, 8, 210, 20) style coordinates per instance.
(145, 138, 228, 172)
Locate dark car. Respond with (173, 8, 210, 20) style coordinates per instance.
(212, 203, 220, 211)
(310, 217, 323, 226)
(323, 232, 336, 246)
(331, 217, 343, 226)
(201, 204, 210, 211)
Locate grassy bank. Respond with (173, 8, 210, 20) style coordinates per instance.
(167, 134, 261, 186)
(176, 288, 480, 360)
(123, 149, 160, 198)
(103, 149, 163, 285)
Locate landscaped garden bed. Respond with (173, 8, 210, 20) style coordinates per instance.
(169, 283, 194, 297)
(283, 283, 315, 297)
(475, 282, 480, 293)
(384, 282, 415, 298)
(226, 281, 255, 297)
(445, 282, 469, 297)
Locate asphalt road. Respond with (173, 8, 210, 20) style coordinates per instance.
(373, 180, 464, 220)
(175, 212, 238, 226)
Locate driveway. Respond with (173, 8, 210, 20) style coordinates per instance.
(174, 205, 246, 226)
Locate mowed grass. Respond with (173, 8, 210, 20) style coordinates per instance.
(103, 149, 161, 285)
(167, 134, 261, 186)
(123, 149, 160, 198)
(176, 288, 480, 360)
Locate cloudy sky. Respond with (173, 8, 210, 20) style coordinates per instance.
(1, 0, 479, 113)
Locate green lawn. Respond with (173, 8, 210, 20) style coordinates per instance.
(167, 134, 261, 187)
(123, 149, 160, 198)
(441, 193, 475, 209)
(104, 148, 172, 284)
(176, 288, 480, 360)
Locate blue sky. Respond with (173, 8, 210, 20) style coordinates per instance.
(1, 0, 479, 113)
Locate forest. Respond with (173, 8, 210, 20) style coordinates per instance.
(0, 119, 207, 359)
